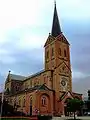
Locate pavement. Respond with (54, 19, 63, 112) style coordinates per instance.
(52, 116, 90, 120)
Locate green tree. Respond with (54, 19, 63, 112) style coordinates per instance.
(0, 99, 14, 116)
(86, 90, 90, 112)
(86, 100, 90, 112)
(67, 99, 83, 119)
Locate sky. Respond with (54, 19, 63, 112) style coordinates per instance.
(0, 0, 90, 96)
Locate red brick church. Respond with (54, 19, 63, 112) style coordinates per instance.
(4, 2, 82, 116)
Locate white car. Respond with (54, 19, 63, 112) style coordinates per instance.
(87, 112, 90, 116)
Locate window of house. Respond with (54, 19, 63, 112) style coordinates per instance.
(34, 82, 36, 86)
(18, 99, 21, 107)
(51, 48, 54, 56)
(37, 80, 39, 85)
(16, 86, 19, 91)
(44, 77, 46, 84)
(25, 82, 28, 89)
(23, 98, 25, 107)
(10, 99, 12, 104)
(64, 49, 67, 57)
(6, 88, 9, 94)
(30, 80, 32, 87)
(42, 97, 46, 106)
(30, 97, 32, 106)
(46, 51, 49, 59)
(59, 48, 61, 56)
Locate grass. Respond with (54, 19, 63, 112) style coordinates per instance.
(0, 118, 29, 120)
(67, 119, 82, 120)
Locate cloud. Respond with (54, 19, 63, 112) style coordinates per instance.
(58, 0, 90, 20)
(0, 0, 90, 97)
(73, 76, 90, 97)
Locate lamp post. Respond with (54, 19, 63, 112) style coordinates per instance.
(0, 84, 5, 120)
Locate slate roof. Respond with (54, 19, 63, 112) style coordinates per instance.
(27, 84, 54, 92)
(25, 69, 53, 81)
(51, 2, 61, 37)
(10, 74, 26, 81)
(25, 70, 44, 80)
(59, 91, 82, 102)
(10, 84, 54, 96)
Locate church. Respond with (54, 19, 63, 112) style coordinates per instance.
(4, 2, 82, 116)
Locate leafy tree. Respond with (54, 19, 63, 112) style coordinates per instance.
(86, 100, 90, 112)
(86, 90, 90, 112)
(67, 98, 83, 119)
(0, 99, 14, 116)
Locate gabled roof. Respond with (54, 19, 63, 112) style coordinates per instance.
(24, 69, 53, 81)
(37, 84, 54, 91)
(60, 91, 74, 101)
(54, 61, 71, 72)
(26, 84, 54, 92)
(5, 72, 26, 83)
(25, 70, 45, 81)
(44, 34, 55, 47)
(56, 33, 70, 45)
(59, 91, 82, 102)
(10, 74, 26, 81)
(10, 84, 54, 96)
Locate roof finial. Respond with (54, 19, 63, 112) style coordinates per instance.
(9, 70, 11, 74)
(54, 0, 56, 5)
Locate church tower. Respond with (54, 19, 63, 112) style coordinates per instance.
(44, 2, 72, 92)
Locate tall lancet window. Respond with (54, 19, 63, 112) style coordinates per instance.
(64, 49, 67, 57)
(51, 48, 54, 56)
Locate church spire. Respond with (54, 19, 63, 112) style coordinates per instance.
(51, 1, 61, 37)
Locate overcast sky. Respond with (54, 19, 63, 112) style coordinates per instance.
(0, 0, 90, 96)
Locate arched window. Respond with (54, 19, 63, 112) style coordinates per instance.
(51, 48, 54, 56)
(59, 48, 61, 56)
(34, 82, 36, 86)
(46, 51, 49, 59)
(64, 49, 67, 57)
(30, 80, 32, 87)
(30, 96, 32, 106)
(23, 98, 25, 107)
(18, 99, 21, 107)
(44, 76, 46, 84)
(42, 97, 46, 106)
(6, 88, 9, 94)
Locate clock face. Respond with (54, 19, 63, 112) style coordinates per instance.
(61, 78, 67, 86)
(61, 80, 66, 86)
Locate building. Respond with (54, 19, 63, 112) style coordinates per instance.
(4, 3, 82, 116)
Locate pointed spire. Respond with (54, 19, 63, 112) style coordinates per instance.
(51, 1, 61, 37)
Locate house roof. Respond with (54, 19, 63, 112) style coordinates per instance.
(10, 74, 26, 81)
(24, 69, 53, 81)
(9, 84, 54, 96)
(6, 69, 53, 82)
(59, 91, 82, 102)
(54, 60, 71, 72)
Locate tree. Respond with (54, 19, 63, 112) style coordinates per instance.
(88, 90, 90, 100)
(86, 100, 90, 112)
(0, 99, 14, 116)
(67, 98, 83, 119)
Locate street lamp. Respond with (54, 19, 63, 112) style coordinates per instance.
(0, 84, 5, 120)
